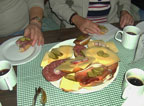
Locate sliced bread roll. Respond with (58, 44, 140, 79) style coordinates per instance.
(82, 46, 120, 66)
(87, 40, 118, 53)
(41, 45, 73, 68)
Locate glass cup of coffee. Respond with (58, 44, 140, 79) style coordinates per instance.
(0, 60, 17, 91)
(122, 68, 144, 99)
(115, 26, 141, 50)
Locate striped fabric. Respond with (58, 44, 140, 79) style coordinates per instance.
(87, 0, 111, 23)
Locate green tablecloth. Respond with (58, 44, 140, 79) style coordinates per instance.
(17, 39, 144, 106)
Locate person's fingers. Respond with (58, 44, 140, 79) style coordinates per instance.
(84, 27, 100, 34)
(37, 34, 41, 46)
(121, 17, 134, 28)
(24, 24, 44, 46)
(81, 29, 88, 34)
(24, 28, 30, 37)
(90, 26, 101, 34)
(32, 34, 38, 46)
(129, 17, 134, 25)
(41, 37, 44, 45)
(85, 28, 95, 34)
(120, 17, 125, 28)
(92, 24, 101, 32)
(30, 28, 35, 40)
(120, 11, 134, 28)
(81, 23, 101, 34)
(39, 35, 44, 46)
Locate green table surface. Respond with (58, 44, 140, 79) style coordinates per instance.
(17, 39, 144, 106)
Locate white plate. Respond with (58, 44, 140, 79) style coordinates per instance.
(89, 23, 119, 41)
(49, 39, 119, 94)
(0, 36, 41, 66)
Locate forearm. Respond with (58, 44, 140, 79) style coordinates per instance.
(49, 0, 75, 23)
(29, 7, 44, 27)
(119, 0, 131, 13)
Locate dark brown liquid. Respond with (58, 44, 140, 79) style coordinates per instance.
(126, 32, 137, 35)
(128, 77, 143, 86)
(0, 69, 9, 76)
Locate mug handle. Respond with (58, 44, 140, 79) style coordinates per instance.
(122, 86, 131, 99)
(4, 77, 13, 91)
(115, 31, 123, 42)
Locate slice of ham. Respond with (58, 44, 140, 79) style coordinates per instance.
(73, 44, 86, 57)
(42, 59, 67, 81)
(73, 35, 91, 45)
(75, 63, 118, 87)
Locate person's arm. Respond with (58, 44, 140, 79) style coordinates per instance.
(49, 0, 75, 24)
(50, 0, 101, 34)
(29, 7, 43, 28)
(71, 14, 101, 34)
(24, 0, 44, 46)
(119, 0, 134, 28)
(119, 0, 131, 13)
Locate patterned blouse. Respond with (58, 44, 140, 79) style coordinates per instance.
(87, 0, 111, 23)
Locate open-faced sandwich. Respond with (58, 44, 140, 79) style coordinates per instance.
(41, 35, 120, 92)
(41, 45, 73, 68)
(87, 40, 118, 53)
(98, 25, 108, 35)
(16, 36, 32, 52)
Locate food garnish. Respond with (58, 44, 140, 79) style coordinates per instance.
(97, 50, 109, 57)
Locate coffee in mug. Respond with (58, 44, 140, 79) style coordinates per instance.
(115, 26, 141, 50)
(0, 60, 17, 91)
(122, 68, 144, 99)
(0, 69, 9, 76)
(126, 32, 137, 35)
(128, 77, 143, 86)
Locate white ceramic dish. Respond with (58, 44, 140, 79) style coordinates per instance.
(49, 39, 119, 94)
(89, 23, 119, 41)
(0, 36, 41, 66)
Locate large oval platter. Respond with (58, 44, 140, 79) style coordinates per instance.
(47, 39, 119, 94)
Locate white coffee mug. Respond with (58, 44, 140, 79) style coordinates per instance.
(122, 68, 144, 99)
(0, 60, 17, 91)
(115, 26, 141, 50)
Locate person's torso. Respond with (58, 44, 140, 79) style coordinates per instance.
(71, 0, 119, 22)
(87, 0, 111, 23)
(0, 0, 29, 36)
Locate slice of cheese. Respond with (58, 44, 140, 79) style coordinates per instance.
(40, 51, 49, 68)
(41, 45, 73, 68)
(56, 56, 95, 73)
(60, 76, 81, 92)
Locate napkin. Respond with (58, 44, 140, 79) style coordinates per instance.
(89, 23, 120, 41)
(122, 95, 144, 106)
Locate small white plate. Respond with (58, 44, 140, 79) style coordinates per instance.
(89, 23, 119, 41)
(0, 36, 42, 66)
(49, 39, 119, 94)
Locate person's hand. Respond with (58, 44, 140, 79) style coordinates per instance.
(71, 15, 101, 34)
(24, 22, 44, 46)
(120, 10, 134, 28)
